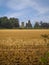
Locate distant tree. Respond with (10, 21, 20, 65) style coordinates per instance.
(40, 21, 49, 29)
(40, 21, 43, 25)
(26, 20, 32, 28)
(9, 18, 20, 28)
(42, 23, 49, 29)
(21, 22, 24, 28)
(0, 17, 9, 28)
(34, 22, 40, 29)
(0, 17, 20, 29)
(0, 16, 49, 29)
(0, 17, 2, 28)
(26, 23, 28, 28)
(34, 21, 49, 29)
(14, 18, 20, 28)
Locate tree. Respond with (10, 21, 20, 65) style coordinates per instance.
(34, 22, 40, 29)
(9, 18, 20, 28)
(40, 21, 49, 29)
(41, 23, 49, 29)
(0, 17, 20, 29)
(0, 17, 9, 28)
(26, 20, 32, 28)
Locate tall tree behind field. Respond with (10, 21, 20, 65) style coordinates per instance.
(0, 17, 9, 28)
(34, 22, 40, 29)
(0, 17, 20, 29)
(40, 21, 49, 29)
(34, 21, 49, 29)
(26, 20, 32, 28)
(9, 18, 20, 28)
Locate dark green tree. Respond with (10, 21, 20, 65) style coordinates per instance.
(26, 20, 32, 28)
(0, 17, 9, 28)
(9, 18, 20, 28)
(34, 22, 40, 29)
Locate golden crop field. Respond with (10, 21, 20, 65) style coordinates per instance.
(0, 29, 49, 65)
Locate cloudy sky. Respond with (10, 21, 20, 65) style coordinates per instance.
(0, 0, 49, 24)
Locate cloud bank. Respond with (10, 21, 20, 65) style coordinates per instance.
(0, 0, 49, 23)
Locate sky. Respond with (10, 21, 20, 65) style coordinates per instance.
(0, 0, 49, 25)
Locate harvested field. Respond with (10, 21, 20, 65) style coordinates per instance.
(0, 29, 49, 65)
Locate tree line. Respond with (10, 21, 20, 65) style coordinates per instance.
(0, 17, 19, 29)
(0, 16, 49, 29)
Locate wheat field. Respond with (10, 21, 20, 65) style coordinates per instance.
(0, 29, 49, 65)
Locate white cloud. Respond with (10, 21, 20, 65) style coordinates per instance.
(1, 0, 48, 23)
(4, 10, 28, 18)
(0, 0, 49, 25)
(33, 3, 49, 14)
(31, 15, 49, 24)
(6, 0, 49, 15)
(7, 0, 31, 10)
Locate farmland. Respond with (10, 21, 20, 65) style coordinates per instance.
(0, 29, 49, 65)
